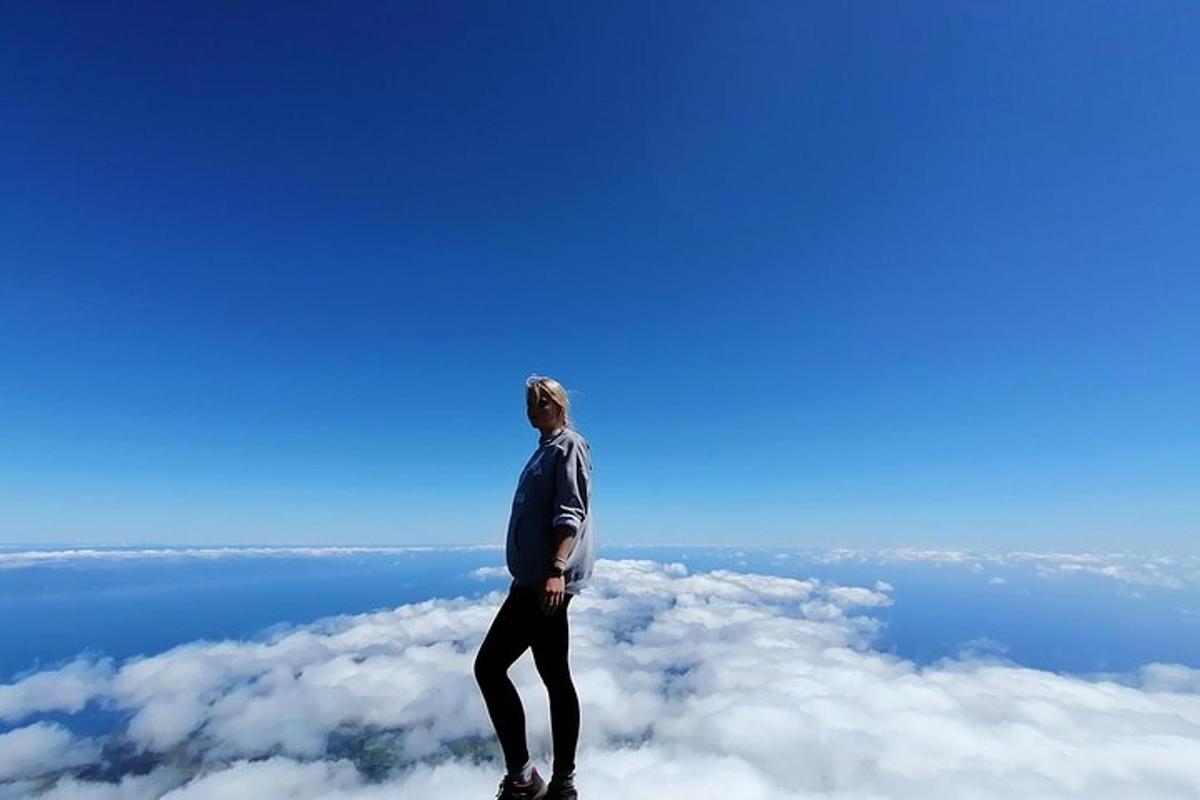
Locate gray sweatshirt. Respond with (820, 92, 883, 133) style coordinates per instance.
(505, 427, 596, 594)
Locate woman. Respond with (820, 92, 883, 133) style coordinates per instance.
(475, 375, 596, 800)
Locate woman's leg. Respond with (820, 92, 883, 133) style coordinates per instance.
(531, 593, 579, 780)
(474, 587, 535, 775)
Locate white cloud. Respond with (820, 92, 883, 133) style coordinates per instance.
(804, 548, 1200, 589)
(2, 559, 1200, 799)
(0, 546, 498, 569)
(950, 637, 1011, 664)
(823, 585, 892, 608)
(4, 769, 183, 800)
(469, 565, 508, 580)
(813, 548, 978, 566)
(1018, 552, 1187, 589)
(0, 723, 100, 782)
(7, 545, 1196, 591)
(0, 660, 114, 723)
(1138, 663, 1200, 693)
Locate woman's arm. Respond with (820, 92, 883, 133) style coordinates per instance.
(543, 439, 589, 613)
(543, 527, 575, 615)
(551, 438, 589, 539)
(551, 525, 576, 569)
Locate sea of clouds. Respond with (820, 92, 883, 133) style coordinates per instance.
(798, 548, 1200, 590)
(2, 558, 1200, 799)
(7, 544, 1196, 591)
(0, 545, 497, 569)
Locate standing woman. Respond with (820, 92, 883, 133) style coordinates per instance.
(475, 375, 596, 800)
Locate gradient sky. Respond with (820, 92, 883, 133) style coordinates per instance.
(2, 2, 1197, 549)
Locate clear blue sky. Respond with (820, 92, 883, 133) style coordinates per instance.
(2, 2, 1197, 550)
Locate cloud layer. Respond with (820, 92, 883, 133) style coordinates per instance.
(0, 545, 497, 569)
(796, 548, 1200, 589)
(2, 559, 1199, 799)
(8, 544, 1198, 590)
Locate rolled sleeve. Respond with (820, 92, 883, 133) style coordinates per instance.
(552, 440, 589, 532)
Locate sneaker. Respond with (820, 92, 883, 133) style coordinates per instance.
(495, 766, 548, 800)
(546, 775, 578, 800)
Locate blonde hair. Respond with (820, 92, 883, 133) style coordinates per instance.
(525, 374, 572, 428)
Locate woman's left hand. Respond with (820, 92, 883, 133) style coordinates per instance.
(542, 575, 567, 615)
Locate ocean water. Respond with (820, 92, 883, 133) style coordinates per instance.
(3, 544, 1199, 739)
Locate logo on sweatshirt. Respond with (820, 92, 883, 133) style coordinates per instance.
(519, 451, 547, 483)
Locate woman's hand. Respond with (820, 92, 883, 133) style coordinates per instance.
(542, 575, 567, 615)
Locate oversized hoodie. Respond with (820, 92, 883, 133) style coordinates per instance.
(506, 427, 595, 594)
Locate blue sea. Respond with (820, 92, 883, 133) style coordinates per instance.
(4, 544, 1200, 741)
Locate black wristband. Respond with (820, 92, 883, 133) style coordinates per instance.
(548, 565, 564, 578)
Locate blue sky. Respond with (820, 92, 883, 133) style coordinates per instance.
(1, 2, 1197, 549)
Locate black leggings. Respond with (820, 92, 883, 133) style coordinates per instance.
(474, 582, 579, 778)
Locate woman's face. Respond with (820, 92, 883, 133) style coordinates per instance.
(527, 390, 562, 431)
